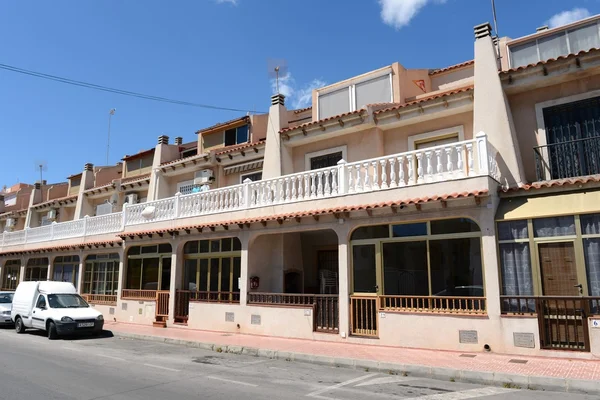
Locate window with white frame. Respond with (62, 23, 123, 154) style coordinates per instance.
(408, 126, 465, 151)
(317, 71, 393, 120)
(240, 171, 262, 183)
(305, 146, 347, 171)
(509, 21, 600, 68)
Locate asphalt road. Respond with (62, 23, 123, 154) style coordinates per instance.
(0, 327, 596, 400)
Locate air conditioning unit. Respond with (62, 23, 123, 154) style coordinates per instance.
(5, 218, 16, 230)
(125, 193, 138, 204)
(47, 209, 57, 221)
(193, 169, 214, 185)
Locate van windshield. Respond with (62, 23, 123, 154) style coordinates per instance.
(47, 294, 89, 309)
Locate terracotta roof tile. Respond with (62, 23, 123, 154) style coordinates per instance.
(502, 175, 600, 192)
(160, 153, 209, 167)
(293, 106, 312, 114)
(215, 139, 266, 155)
(0, 239, 122, 256)
(280, 109, 366, 134)
(32, 194, 78, 208)
(122, 148, 155, 161)
(501, 48, 600, 74)
(120, 173, 151, 185)
(84, 182, 116, 192)
(429, 60, 474, 75)
(120, 189, 488, 237)
(374, 86, 474, 115)
(195, 116, 249, 135)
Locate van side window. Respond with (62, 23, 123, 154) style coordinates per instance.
(35, 295, 46, 309)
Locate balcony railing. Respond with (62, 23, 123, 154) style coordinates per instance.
(0, 134, 497, 249)
(123, 135, 497, 226)
(0, 212, 123, 250)
(82, 294, 118, 306)
(121, 289, 157, 300)
(380, 295, 487, 315)
(534, 132, 600, 181)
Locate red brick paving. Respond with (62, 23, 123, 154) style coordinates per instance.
(105, 322, 599, 381)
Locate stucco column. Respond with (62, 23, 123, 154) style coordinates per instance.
(75, 164, 95, 219)
(77, 251, 85, 294)
(335, 222, 351, 339)
(168, 239, 182, 325)
(116, 245, 127, 302)
(479, 195, 502, 318)
(473, 23, 525, 187)
(262, 94, 291, 179)
(239, 231, 251, 306)
(46, 257, 53, 281)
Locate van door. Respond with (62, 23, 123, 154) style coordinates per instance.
(31, 294, 47, 330)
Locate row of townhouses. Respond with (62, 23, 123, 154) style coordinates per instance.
(1, 17, 600, 358)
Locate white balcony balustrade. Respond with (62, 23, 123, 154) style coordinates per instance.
(0, 134, 499, 250)
(0, 212, 123, 250)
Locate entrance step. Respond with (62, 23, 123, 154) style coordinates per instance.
(153, 320, 167, 328)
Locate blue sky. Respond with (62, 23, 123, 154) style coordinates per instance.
(1, 0, 600, 188)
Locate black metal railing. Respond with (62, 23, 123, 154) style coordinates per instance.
(534, 134, 600, 181)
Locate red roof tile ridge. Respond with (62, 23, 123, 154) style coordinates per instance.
(293, 106, 312, 114)
(502, 175, 600, 192)
(121, 173, 151, 184)
(215, 139, 266, 155)
(119, 189, 488, 236)
(280, 109, 366, 134)
(160, 153, 207, 167)
(429, 60, 474, 75)
(501, 48, 600, 74)
(374, 85, 474, 115)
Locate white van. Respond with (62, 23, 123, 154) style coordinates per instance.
(11, 281, 104, 339)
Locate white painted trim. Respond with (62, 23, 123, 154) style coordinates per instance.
(239, 169, 263, 184)
(304, 145, 348, 171)
(407, 125, 465, 151)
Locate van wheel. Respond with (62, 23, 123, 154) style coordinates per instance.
(15, 317, 25, 334)
(47, 321, 58, 340)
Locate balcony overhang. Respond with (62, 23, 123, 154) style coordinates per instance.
(120, 174, 151, 190)
(31, 195, 78, 211)
(0, 238, 122, 256)
(159, 153, 211, 177)
(119, 176, 494, 241)
(500, 48, 600, 95)
(84, 182, 118, 199)
(214, 141, 266, 165)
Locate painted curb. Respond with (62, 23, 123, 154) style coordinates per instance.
(109, 330, 599, 395)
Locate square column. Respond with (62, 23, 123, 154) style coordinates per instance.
(239, 231, 250, 306)
(168, 241, 182, 325)
(336, 224, 351, 339)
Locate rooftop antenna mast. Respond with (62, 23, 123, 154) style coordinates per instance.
(491, 0, 501, 58)
(107, 108, 116, 165)
(267, 58, 288, 96)
(34, 160, 48, 185)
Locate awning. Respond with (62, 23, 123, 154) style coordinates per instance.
(496, 189, 600, 220)
(223, 159, 264, 175)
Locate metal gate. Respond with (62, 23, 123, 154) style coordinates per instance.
(538, 297, 591, 352)
(155, 291, 170, 326)
(350, 296, 378, 337)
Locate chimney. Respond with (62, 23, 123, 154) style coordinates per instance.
(271, 94, 285, 106)
(174, 137, 183, 145)
(158, 135, 169, 145)
(84, 163, 94, 172)
(34, 182, 41, 190)
(536, 25, 549, 32)
(474, 22, 492, 40)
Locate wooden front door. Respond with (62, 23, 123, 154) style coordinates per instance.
(539, 242, 579, 296)
(537, 242, 590, 351)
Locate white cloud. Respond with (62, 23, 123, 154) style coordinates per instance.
(216, 0, 238, 5)
(378, 0, 445, 30)
(271, 72, 326, 109)
(547, 8, 590, 28)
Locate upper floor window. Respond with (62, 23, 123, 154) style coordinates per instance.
(224, 125, 249, 146)
(241, 171, 262, 183)
(318, 71, 392, 120)
(510, 21, 600, 68)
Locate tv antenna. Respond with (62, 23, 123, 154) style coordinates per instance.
(267, 58, 288, 95)
(107, 108, 116, 165)
(34, 160, 48, 185)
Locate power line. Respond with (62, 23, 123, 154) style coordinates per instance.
(0, 63, 266, 114)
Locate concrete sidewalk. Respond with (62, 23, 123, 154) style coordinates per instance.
(104, 322, 600, 395)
